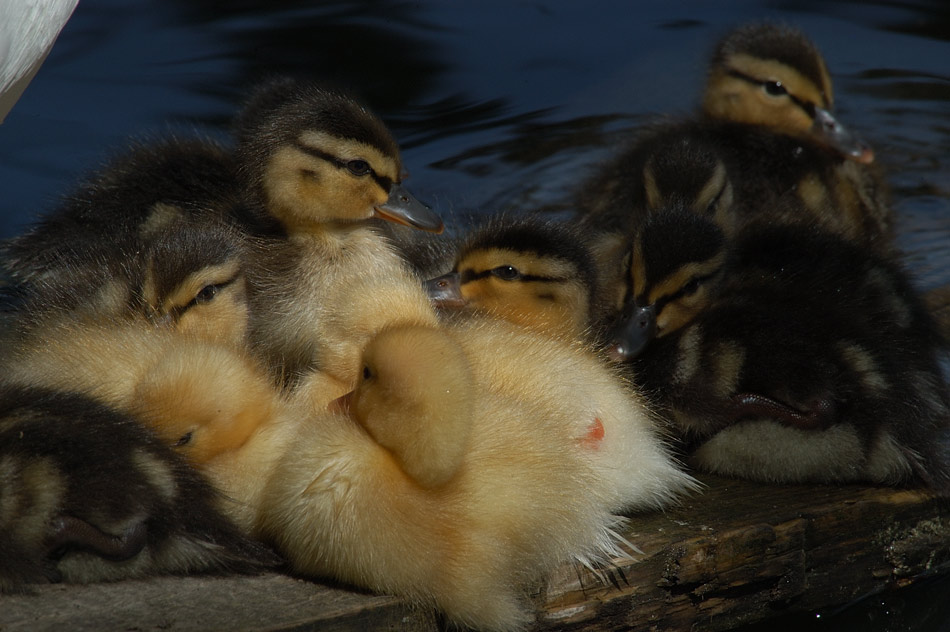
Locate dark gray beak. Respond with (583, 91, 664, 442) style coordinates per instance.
(811, 107, 874, 164)
(375, 183, 444, 233)
(423, 272, 467, 308)
(605, 302, 657, 362)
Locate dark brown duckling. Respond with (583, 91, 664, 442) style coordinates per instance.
(2, 217, 250, 353)
(576, 22, 891, 254)
(1, 135, 243, 286)
(0, 383, 279, 593)
(617, 208, 950, 492)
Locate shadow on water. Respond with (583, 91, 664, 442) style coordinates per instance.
(165, 0, 454, 120)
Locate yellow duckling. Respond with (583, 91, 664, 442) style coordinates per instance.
(2, 318, 273, 468)
(233, 77, 443, 385)
(149, 318, 695, 630)
(424, 215, 610, 342)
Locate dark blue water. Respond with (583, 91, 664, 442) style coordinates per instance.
(1, 1, 949, 629)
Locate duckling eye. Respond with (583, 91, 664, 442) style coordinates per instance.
(346, 160, 372, 176)
(362, 365, 373, 381)
(195, 284, 219, 304)
(763, 81, 787, 97)
(491, 265, 520, 281)
(174, 431, 193, 447)
(681, 277, 703, 296)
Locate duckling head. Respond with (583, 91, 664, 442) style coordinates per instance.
(702, 22, 873, 163)
(138, 218, 249, 348)
(131, 342, 277, 466)
(425, 217, 597, 339)
(336, 324, 473, 489)
(235, 77, 443, 235)
(641, 133, 736, 234)
(606, 209, 726, 361)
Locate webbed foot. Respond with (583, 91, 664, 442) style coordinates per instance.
(46, 516, 148, 562)
(729, 392, 836, 430)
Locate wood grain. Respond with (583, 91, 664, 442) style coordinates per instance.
(3, 475, 947, 631)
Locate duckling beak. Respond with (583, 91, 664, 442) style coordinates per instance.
(605, 302, 656, 362)
(810, 107, 875, 164)
(423, 272, 467, 308)
(375, 184, 444, 233)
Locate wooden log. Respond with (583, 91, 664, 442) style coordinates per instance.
(2, 475, 948, 631)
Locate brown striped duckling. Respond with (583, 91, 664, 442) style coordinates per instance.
(193, 318, 695, 630)
(424, 215, 611, 342)
(577, 22, 891, 252)
(2, 217, 250, 353)
(233, 77, 443, 385)
(1, 135, 243, 287)
(615, 208, 950, 493)
(0, 383, 278, 593)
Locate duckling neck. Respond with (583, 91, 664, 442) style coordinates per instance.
(288, 221, 384, 261)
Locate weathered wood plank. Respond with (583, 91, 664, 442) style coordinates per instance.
(2, 475, 947, 631)
(536, 476, 950, 631)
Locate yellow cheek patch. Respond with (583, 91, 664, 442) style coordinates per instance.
(631, 240, 646, 300)
(656, 293, 705, 337)
(176, 284, 250, 348)
(264, 132, 400, 228)
(298, 131, 400, 182)
(705, 54, 831, 136)
(159, 260, 242, 316)
(648, 255, 722, 307)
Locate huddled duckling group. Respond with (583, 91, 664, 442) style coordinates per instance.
(0, 19, 947, 632)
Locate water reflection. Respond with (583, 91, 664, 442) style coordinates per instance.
(0, 5, 946, 297)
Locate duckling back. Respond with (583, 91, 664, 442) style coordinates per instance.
(254, 320, 695, 630)
(1, 135, 242, 286)
(0, 383, 277, 593)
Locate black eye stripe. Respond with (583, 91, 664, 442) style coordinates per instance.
(458, 268, 570, 285)
(725, 68, 817, 120)
(162, 275, 238, 323)
(292, 142, 394, 191)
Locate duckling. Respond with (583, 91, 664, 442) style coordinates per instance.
(2, 315, 275, 468)
(1, 135, 243, 286)
(184, 318, 694, 630)
(233, 77, 443, 385)
(0, 383, 278, 593)
(604, 205, 727, 360)
(702, 22, 891, 245)
(615, 208, 950, 492)
(702, 22, 873, 162)
(424, 215, 610, 342)
(576, 22, 891, 253)
(2, 216, 250, 354)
